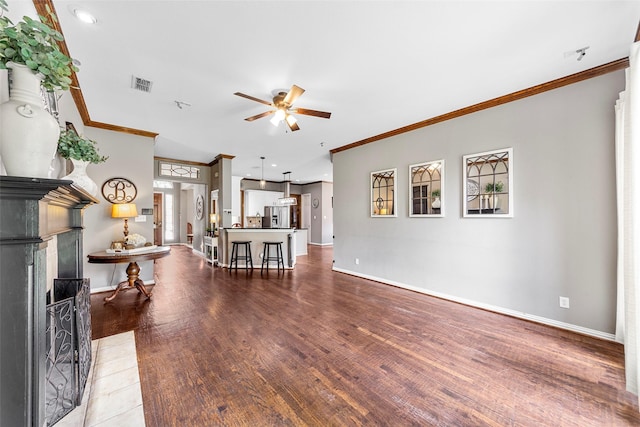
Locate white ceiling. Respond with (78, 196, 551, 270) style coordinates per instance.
(7, 1, 640, 183)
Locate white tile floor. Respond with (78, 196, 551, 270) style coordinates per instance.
(56, 331, 145, 427)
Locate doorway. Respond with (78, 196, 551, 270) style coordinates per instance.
(153, 192, 163, 245)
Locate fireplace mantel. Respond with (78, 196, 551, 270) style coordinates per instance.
(0, 176, 98, 426)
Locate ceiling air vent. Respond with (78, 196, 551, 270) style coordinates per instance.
(131, 75, 153, 93)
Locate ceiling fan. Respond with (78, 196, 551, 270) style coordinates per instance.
(234, 85, 331, 132)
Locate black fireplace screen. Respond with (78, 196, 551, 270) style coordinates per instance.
(45, 278, 92, 426)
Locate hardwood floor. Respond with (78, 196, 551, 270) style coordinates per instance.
(91, 245, 640, 426)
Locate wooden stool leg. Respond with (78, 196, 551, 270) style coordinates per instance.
(230, 243, 236, 271)
(246, 243, 253, 269)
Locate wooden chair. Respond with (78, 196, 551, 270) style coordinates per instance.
(186, 222, 193, 244)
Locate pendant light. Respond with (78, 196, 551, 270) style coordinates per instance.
(260, 156, 266, 189)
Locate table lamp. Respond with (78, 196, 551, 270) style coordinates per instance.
(112, 203, 138, 237)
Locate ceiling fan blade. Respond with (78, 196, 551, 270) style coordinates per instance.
(292, 108, 332, 119)
(244, 111, 274, 122)
(234, 92, 273, 106)
(283, 85, 305, 106)
(287, 120, 300, 132)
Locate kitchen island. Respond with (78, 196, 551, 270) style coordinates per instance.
(218, 228, 299, 269)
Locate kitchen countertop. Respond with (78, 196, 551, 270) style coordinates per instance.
(225, 227, 294, 231)
(218, 228, 297, 268)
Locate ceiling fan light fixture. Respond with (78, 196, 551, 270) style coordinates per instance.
(285, 114, 297, 126)
(235, 85, 331, 132)
(270, 108, 286, 126)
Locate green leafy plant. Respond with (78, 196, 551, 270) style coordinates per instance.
(431, 189, 440, 198)
(0, 0, 78, 90)
(484, 181, 504, 194)
(57, 129, 108, 163)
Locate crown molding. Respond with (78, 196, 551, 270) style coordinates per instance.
(33, 0, 158, 139)
(330, 58, 628, 155)
(35, 0, 636, 158)
(208, 154, 236, 166)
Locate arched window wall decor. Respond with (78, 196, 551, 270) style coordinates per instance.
(371, 168, 397, 217)
(409, 160, 444, 217)
(463, 148, 513, 217)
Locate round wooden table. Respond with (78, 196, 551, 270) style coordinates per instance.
(87, 246, 171, 302)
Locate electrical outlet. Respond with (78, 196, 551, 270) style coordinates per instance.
(355, 258, 359, 265)
(559, 296, 570, 309)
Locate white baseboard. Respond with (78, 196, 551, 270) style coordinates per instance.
(308, 242, 333, 246)
(192, 248, 204, 257)
(332, 267, 616, 342)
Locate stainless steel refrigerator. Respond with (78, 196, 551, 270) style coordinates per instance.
(263, 205, 290, 228)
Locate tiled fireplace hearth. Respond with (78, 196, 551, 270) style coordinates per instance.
(57, 331, 145, 426)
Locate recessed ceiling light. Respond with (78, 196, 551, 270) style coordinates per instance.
(73, 8, 97, 24)
(246, 173, 251, 177)
(271, 164, 277, 167)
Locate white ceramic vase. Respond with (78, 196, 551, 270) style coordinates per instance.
(62, 159, 98, 196)
(432, 197, 441, 209)
(0, 62, 60, 178)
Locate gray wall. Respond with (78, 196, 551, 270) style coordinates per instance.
(321, 182, 334, 244)
(81, 127, 156, 291)
(302, 181, 333, 245)
(191, 184, 207, 253)
(333, 71, 623, 337)
(242, 178, 303, 194)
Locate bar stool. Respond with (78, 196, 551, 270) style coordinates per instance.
(261, 241, 284, 273)
(230, 241, 253, 271)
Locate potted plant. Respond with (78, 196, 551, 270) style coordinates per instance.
(0, 0, 78, 90)
(484, 181, 504, 210)
(0, 0, 80, 178)
(58, 128, 107, 196)
(484, 181, 504, 194)
(431, 189, 441, 209)
(57, 128, 108, 164)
